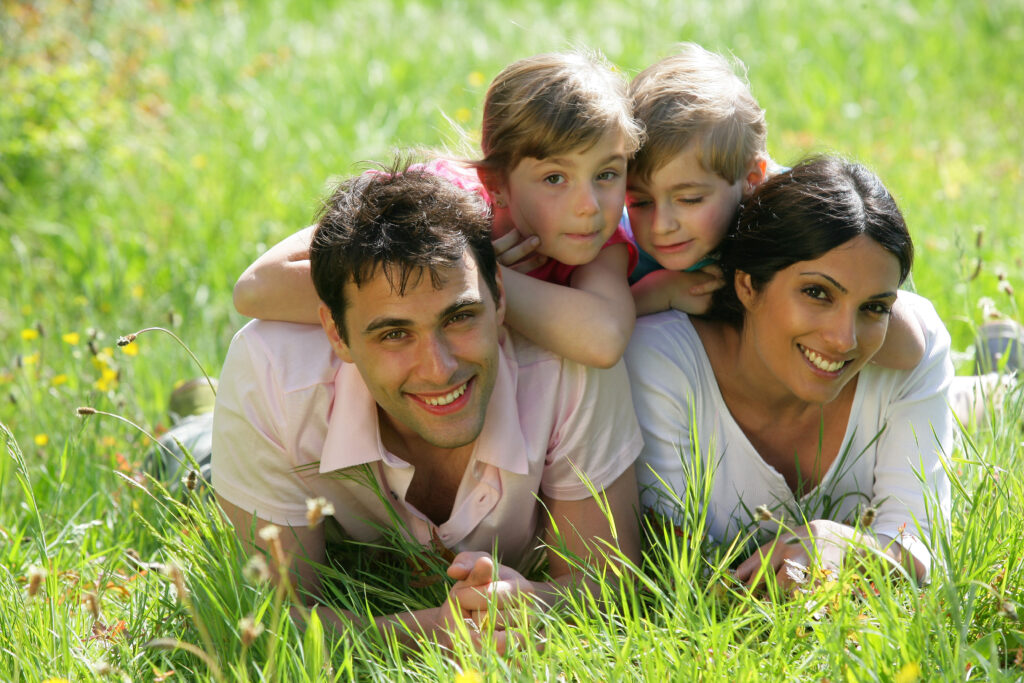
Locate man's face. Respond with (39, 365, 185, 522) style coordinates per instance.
(320, 250, 505, 450)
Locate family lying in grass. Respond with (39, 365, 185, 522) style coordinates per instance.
(200, 44, 1012, 648)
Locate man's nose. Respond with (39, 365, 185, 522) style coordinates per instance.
(419, 332, 458, 383)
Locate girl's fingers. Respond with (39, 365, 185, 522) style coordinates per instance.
(495, 236, 541, 266)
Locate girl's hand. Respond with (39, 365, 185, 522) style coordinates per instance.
(687, 264, 725, 297)
(492, 229, 547, 273)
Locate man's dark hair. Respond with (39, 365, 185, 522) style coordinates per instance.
(709, 155, 914, 327)
(310, 158, 498, 342)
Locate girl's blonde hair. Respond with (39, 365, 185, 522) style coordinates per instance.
(477, 50, 643, 176)
(629, 43, 767, 184)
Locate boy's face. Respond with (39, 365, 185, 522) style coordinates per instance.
(626, 142, 746, 272)
(491, 130, 628, 266)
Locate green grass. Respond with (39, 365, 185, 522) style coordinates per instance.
(1, 0, 1022, 680)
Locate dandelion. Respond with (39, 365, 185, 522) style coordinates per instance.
(305, 496, 335, 527)
(467, 70, 485, 87)
(41, 678, 70, 683)
(454, 670, 483, 683)
(894, 661, 921, 683)
(120, 341, 139, 356)
(859, 506, 877, 527)
(23, 352, 40, 366)
(34, 434, 49, 446)
(455, 107, 472, 123)
(754, 505, 774, 522)
(51, 374, 68, 386)
(131, 285, 144, 299)
(27, 565, 46, 597)
(21, 328, 39, 341)
(243, 554, 271, 584)
(239, 615, 265, 647)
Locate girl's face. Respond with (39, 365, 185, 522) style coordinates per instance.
(491, 130, 628, 266)
(739, 234, 902, 406)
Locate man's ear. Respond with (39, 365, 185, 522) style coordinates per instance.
(742, 156, 768, 197)
(318, 303, 353, 363)
(735, 271, 758, 311)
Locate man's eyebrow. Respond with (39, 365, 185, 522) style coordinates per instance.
(801, 271, 897, 299)
(362, 296, 484, 335)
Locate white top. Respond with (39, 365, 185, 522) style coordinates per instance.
(212, 320, 642, 569)
(624, 292, 953, 573)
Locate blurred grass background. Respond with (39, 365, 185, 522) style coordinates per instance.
(1, 1, 1022, 678)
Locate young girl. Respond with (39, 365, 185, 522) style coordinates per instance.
(233, 51, 644, 368)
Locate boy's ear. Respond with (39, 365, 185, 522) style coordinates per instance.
(319, 303, 353, 363)
(742, 156, 769, 197)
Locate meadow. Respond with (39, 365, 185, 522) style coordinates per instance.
(1, 0, 1022, 679)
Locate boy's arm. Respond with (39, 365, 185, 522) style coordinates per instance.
(631, 268, 723, 317)
(233, 226, 321, 324)
(872, 293, 927, 370)
(501, 244, 635, 368)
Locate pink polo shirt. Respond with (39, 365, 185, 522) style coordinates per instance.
(211, 321, 641, 568)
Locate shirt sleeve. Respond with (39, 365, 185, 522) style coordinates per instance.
(870, 294, 954, 576)
(539, 358, 643, 501)
(624, 315, 699, 518)
(211, 326, 318, 526)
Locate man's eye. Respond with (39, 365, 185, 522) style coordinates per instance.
(381, 330, 407, 341)
(448, 312, 474, 325)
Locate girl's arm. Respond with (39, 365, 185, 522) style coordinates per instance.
(233, 226, 321, 324)
(631, 268, 724, 317)
(501, 244, 636, 368)
(871, 293, 927, 370)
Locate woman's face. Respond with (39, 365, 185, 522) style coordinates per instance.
(739, 234, 903, 405)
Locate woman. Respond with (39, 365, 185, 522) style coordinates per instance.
(624, 156, 952, 586)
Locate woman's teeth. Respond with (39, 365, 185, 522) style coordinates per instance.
(424, 382, 467, 406)
(802, 347, 845, 373)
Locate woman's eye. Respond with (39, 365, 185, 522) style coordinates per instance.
(802, 286, 827, 300)
(864, 302, 892, 316)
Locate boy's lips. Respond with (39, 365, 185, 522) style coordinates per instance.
(652, 239, 694, 253)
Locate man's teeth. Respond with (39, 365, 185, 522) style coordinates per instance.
(802, 347, 845, 373)
(424, 383, 467, 406)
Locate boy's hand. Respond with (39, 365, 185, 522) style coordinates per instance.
(493, 229, 548, 273)
(688, 264, 725, 296)
(668, 269, 723, 315)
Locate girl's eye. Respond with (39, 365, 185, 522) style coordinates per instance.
(543, 174, 565, 185)
(679, 196, 704, 205)
(627, 197, 652, 209)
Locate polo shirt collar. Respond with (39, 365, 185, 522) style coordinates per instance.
(319, 334, 529, 476)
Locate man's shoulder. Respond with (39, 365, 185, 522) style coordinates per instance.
(228, 320, 340, 393)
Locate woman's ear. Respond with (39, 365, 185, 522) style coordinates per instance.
(735, 270, 758, 310)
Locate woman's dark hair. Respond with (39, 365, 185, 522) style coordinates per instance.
(708, 155, 914, 327)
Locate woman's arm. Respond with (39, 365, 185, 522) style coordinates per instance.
(501, 244, 636, 368)
(233, 226, 321, 323)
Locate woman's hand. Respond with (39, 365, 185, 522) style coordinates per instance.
(734, 519, 863, 593)
(492, 229, 548, 273)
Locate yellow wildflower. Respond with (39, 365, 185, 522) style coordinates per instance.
(467, 71, 485, 87)
(894, 662, 921, 683)
(131, 285, 144, 299)
(21, 328, 39, 341)
(20, 304, 32, 315)
(42, 678, 70, 683)
(34, 434, 49, 446)
(94, 367, 118, 392)
(455, 107, 472, 123)
(52, 374, 69, 386)
(120, 342, 139, 356)
(455, 671, 483, 683)
(23, 352, 40, 366)
(62, 332, 80, 345)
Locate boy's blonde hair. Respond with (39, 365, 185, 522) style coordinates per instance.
(629, 44, 766, 184)
(477, 50, 643, 176)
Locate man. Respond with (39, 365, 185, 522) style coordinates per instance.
(212, 159, 642, 648)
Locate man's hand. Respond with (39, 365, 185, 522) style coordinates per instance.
(493, 229, 547, 273)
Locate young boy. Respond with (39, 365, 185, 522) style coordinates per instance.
(624, 44, 925, 368)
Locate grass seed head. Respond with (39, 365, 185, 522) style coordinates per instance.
(27, 565, 47, 597)
(305, 496, 335, 527)
(239, 615, 265, 647)
(116, 334, 137, 347)
(243, 554, 271, 584)
(182, 470, 197, 491)
(76, 406, 97, 416)
(83, 591, 100, 620)
(754, 505, 774, 522)
(860, 507, 877, 527)
(999, 601, 1019, 621)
